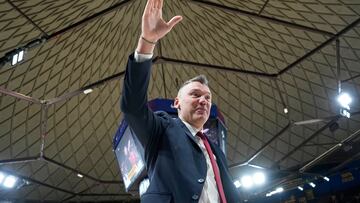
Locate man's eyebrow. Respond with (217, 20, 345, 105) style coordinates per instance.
(190, 89, 211, 95)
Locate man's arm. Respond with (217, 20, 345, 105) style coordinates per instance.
(121, 0, 182, 146)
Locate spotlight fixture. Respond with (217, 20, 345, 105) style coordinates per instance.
(253, 172, 265, 185)
(77, 173, 84, 178)
(309, 182, 316, 188)
(337, 92, 352, 118)
(83, 89, 93, 95)
(338, 92, 352, 108)
(297, 186, 304, 191)
(241, 175, 253, 189)
(265, 187, 284, 197)
(323, 176, 330, 182)
(3, 175, 17, 188)
(234, 180, 241, 188)
(283, 108, 288, 114)
(0, 171, 28, 189)
(275, 187, 284, 193)
(237, 171, 266, 189)
(10, 49, 25, 66)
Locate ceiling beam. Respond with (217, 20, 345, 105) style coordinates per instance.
(229, 122, 291, 169)
(273, 115, 341, 167)
(190, 0, 335, 36)
(0, 86, 43, 104)
(300, 128, 360, 172)
(258, 0, 270, 15)
(0, 0, 134, 69)
(154, 56, 277, 78)
(46, 70, 125, 105)
(42, 156, 123, 184)
(277, 17, 360, 76)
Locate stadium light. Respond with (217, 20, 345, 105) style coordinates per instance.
(83, 89, 93, 95)
(11, 49, 25, 66)
(275, 187, 284, 193)
(338, 92, 352, 108)
(338, 92, 352, 118)
(253, 172, 265, 185)
(234, 180, 241, 188)
(241, 175, 253, 189)
(265, 187, 284, 197)
(3, 175, 17, 188)
(323, 176, 330, 182)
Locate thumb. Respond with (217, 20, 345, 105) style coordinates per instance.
(167, 15, 183, 29)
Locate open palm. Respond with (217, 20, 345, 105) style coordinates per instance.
(142, 0, 182, 42)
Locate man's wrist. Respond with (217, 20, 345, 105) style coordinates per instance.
(141, 36, 157, 45)
(136, 37, 156, 55)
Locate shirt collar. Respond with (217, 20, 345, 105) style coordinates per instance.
(180, 118, 202, 136)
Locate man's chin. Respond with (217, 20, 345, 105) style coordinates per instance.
(194, 114, 209, 123)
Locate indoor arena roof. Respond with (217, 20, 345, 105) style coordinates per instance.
(0, 0, 359, 201)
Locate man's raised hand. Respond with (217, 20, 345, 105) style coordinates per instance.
(141, 0, 182, 43)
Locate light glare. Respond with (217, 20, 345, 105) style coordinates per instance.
(241, 175, 253, 188)
(266, 187, 284, 197)
(253, 172, 265, 185)
(3, 175, 17, 188)
(309, 182, 316, 188)
(234, 180, 241, 188)
(275, 187, 284, 193)
(337, 93, 352, 108)
(297, 186, 303, 191)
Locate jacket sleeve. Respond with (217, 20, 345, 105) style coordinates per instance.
(120, 54, 170, 165)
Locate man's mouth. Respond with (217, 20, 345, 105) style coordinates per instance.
(195, 108, 207, 113)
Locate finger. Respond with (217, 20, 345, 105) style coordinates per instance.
(158, 0, 163, 9)
(167, 16, 183, 29)
(145, 0, 154, 13)
(153, 0, 160, 9)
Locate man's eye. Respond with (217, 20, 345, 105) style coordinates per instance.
(191, 92, 200, 97)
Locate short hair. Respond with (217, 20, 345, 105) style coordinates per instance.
(177, 75, 209, 96)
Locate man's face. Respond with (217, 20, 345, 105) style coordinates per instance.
(174, 81, 211, 129)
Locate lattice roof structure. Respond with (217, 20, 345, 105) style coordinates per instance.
(0, 0, 359, 202)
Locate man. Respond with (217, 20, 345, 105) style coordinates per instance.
(121, 0, 240, 202)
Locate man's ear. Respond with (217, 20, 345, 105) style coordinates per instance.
(173, 97, 180, 110)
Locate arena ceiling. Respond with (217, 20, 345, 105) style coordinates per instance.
(0, 0, 359, 202)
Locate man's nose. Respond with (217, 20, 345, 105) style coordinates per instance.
(199, 96, 208, 104)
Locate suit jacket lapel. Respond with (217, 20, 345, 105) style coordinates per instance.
(175, 118, 199, 146)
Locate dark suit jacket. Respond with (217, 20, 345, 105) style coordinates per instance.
(121, 54, 240, 203)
